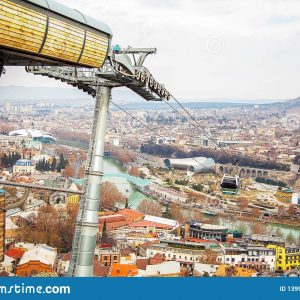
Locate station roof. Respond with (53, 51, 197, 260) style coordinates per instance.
(26, 0, 112, 35)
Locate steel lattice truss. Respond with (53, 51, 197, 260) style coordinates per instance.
(26, 47, 170, 101)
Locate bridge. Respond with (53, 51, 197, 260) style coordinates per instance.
(216, 163, 296, 182)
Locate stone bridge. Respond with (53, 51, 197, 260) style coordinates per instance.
(216, 164, 270, 178)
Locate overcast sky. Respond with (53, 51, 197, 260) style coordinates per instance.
(1, 0, 300, 100)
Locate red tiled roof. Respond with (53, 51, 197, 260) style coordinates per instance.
(149, 253, 165, 265)
(5, 248, 25, 260)
(99, 220, 130, 231)
(129, 220, 173, 229)
(117, 209, 144, 220)
(120, 248, 134, 256)
(99, 215, 126, 223)
(136, 258, 149, 270)
(61, 252, 71, 262)
(139, 240, 160, 250)
(93, 261, 109, 277)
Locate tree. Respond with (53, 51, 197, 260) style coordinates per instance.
(79, 150, 87, 161)
(288, 204, 297, 217)
(169, 204, 189, 223)
(100, 181, 126, 210)
(162, 204, 172, 219)
(286, 233, 296, 245)
(128, 167, 140, 177)
(200, 249, 219, 264)
(101, 220, 115, 245)
(77, 165, 85, 178)
(251, 208, 261, 218)
(35, 204, 58, 245)
(50, 157, 57, 171)
(225, 265, 238, 277)
(237, 197, 248, 210)
(275, 228, 283, 238)
(63, 163, 75, 178)
(137, 199, 163, 216)
(250, 222, 267, 235)
(57, 153, 67, 172)
(277, 205, 285, 220)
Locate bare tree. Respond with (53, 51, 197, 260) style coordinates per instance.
(250, 222, 267, 235)
(237, 197, 248, 210)
(137, 199, 163, 217)
(200, 249, 219, 264)
(128, 167, 140, 177)
(225, 265, 238, 277)
(100, 181, 126, 210)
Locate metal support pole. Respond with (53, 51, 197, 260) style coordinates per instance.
(74, 85, 111, 277)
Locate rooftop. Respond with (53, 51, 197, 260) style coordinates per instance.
(18, 245, 57, 266)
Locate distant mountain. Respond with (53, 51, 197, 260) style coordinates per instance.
(0, 85, 293, 106)
(287, 97, 300, 105)
(0, 85, 147, 104)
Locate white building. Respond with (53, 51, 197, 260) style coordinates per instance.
(219, 245, 276, 272)
(13, 159, 35, 174)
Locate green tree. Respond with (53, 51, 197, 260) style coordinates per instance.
(162, 204, 172, 219)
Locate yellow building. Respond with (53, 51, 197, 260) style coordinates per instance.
(67, 194, 80, 206)
(267, 245, 300, 271)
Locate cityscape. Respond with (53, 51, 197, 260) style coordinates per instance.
(0, 93, 299, 277)
(0, 0, 300, 280)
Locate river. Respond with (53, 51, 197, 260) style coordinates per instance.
(103, 156, 299, 240)
(103, 157, 151, 209)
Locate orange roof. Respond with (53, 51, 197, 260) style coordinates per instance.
(99, 211, 116, 217)
(110, 264, 138, 277)
(129, 220, 173, 229)
(117, 209, 144, 221)
(5, 248, 26, 260)
(99, 220, 130, 231)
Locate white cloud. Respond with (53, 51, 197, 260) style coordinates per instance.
(1, 0, 300, 100)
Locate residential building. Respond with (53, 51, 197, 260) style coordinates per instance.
(109, 263, 138, 277)
(181, 221, 228, 242)
(13, 159, 35, 174)
(16, 245, 57, 277)
(267, 245, 300, 271)
(97, 249, 120, 267)
(145, 239, 221, 265)
(219, 245, 276, 272)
